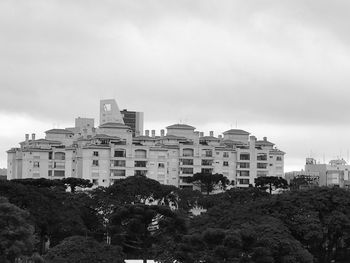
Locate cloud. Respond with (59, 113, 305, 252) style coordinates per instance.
(1, 0, 350, 170)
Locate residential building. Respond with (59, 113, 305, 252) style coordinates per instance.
(7, 99, 285, 189)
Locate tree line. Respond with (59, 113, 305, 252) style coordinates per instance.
(1, 174, 349, 263)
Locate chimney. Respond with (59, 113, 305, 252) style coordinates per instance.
(25, 134, 29, 144)
(210, 131, 214, 137)
(145, 130, 150, 137)
(151, 130, 156, 138)
(218, 135, 222, 139)
(263, 137, 267, 141)
(31, 133, 36, 141)
(160, 129, 165, 137)
(199, 132, 204, 137)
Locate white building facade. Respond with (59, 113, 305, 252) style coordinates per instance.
(7, 100, 285, 189)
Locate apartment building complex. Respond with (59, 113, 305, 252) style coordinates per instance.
(7, 99, 285, 189)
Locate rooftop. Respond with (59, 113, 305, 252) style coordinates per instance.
(45, 129, 74, 134)
(166, 124, 196, 130)
(223, 129, 250, 135)
(99, 122, 131, 129)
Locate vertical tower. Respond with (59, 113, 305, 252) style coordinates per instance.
(120, 109, 144, 137)
(100, 99, 125, 125)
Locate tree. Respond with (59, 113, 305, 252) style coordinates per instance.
(62, 177, 93, 193)
(109, 204, 186, 263)
(0, 197, 35, 263)
(0, 180, 98, 254)
(187, 173, 230, 195)
(254, 176, 288, 194)
(11, 178, 65, 190)
(44, 236, 124, 263)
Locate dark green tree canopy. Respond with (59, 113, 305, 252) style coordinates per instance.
(254, 176, 288, 194)
(62, 177, 93, 192)
(187, 173, 230, 195)
(44, 236, 124, 263)
(0, 197, 35, 263)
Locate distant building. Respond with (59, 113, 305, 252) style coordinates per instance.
(285, 171, 320, 189)
(120, 109, 144, 137)
(7, 99, 285, 189)
(287, 158, 350, 189)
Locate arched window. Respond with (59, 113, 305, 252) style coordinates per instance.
(135, 149, 147, 158)
(183, 148, 194, 157)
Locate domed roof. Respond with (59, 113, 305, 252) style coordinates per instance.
(45, 129, 74, 134)
(166, 124, 196, 130)
(223, 129, 250, 135)
(98, 122, 131, 129)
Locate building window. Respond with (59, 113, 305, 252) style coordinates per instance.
(33, 161, 40, 168)
(158, 163, 165, 168)
(135, 161, 147, 167)
(203, 150, 212, 157)
(238, 162, 250, 169)
(114, 150, 126, 157)
(49, 152, 53, 160)
(276, 156, 282, 161)
(48, 170, 53, 177)
(181, 159, 193, 165)
(223, 152, 229, 158)
(135, 170, 147, 176)
(257, 171, 268, 177)
(54, 152, 65, 160)
(238, 179, 250, 185)
(201, 159, 213, 166)
(237, 170, 250, 177)
(135, 149, 147, 158)
(113, 160, 125, 167)
(257, 154, 267, 161)
(54, 170, 65, 177)
(92, 160, 99, 167)
(223, 161, 229, 167)
(257, 163, 268, 169)
(111, 170, 126, 177)
(93, 151, 99, 157)
(201, 168, 213, 174)
(181, 168, 193, 174)
(240, 153, 250, 160)
(183, 149, 194, 157)
(92, 179, 99, 185)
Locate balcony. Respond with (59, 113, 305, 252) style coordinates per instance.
(257, 154, 267, 161)
(257, 163, 268, 169)
(135, 161, 147, 168)
(240, 154, 250, 161)
(201, 160, 213, 166)
(180, 159, 194, 166)
(114, 150, 126, 158)
(237, 162, 250, 169)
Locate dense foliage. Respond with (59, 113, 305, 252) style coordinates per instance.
(2, 176, 350, 263)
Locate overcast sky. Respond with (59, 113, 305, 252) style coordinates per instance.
(1, 0, 350, 171)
